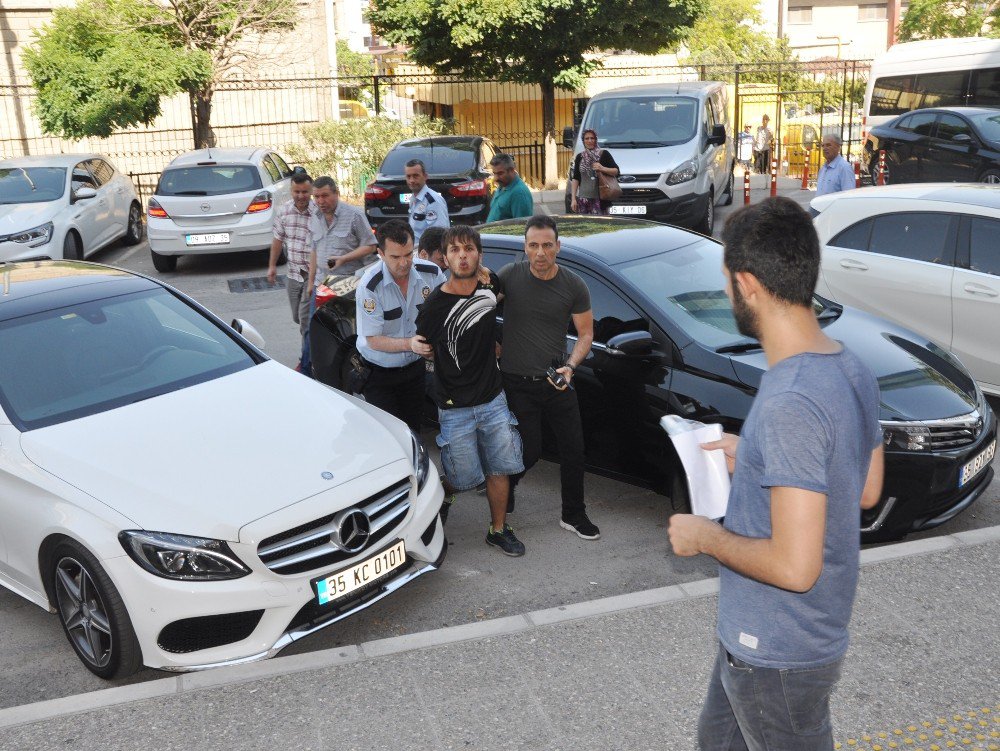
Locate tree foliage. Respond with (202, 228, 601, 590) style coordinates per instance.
(679, 0, 794, 67)
(898, 0, 1000, 41)
(23, 0, 210, 139)
(24, 0, 297, 144)
(285, 116, 455, 198)
(336, 40, 374, 79)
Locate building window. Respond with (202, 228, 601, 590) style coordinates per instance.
(788, 6, 813, 23)
(858, 3, 888, 20)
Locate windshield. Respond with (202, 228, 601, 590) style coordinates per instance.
(970, 111, 1000, 143)
(0, 288, 256, 430)
(380, 143, 477, 176)
(616, 238, 827, 350)
(156, 166, 263, 196)
(584, 96, 698, 148)
(0, 167, 66, 204)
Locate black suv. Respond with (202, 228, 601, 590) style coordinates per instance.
(364, 136, 497, 229)
(864, 106, 1000, 184)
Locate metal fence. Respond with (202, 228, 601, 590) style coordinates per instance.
(2, 60, 869, 193)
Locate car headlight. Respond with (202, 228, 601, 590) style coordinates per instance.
(666, 161, 698, 185)
(411, 430, 430, 492)
(880, 422, 932, 452)
(9, 221, 53, 247)
(119, 531, 251, 580)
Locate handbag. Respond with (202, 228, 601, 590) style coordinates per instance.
(598, 170, 622, 201)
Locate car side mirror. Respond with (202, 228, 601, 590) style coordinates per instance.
(231, 318, 266, 350)
(73, 186, 97, 202)
(562, 126, 575, 150)
(952, 133, 973, 144)
(607, 330, 654, 356)
(706, 124, 727, 148)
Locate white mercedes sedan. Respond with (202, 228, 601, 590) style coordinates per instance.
(0, 260, 445, 678)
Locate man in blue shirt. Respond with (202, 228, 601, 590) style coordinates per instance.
(486, 154, 534, 222)
(668, 197, 884, 751)
(405, 159, 450, 245)
(816, 134, 856, 196)
(356, 219, 446, 431)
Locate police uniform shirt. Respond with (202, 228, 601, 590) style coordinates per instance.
(356, 259, 446, 368)
(408, 185, 450, 245)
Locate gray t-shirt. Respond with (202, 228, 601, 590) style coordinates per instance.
(498, 261, 591, 376)
(718, 347, 881, 669)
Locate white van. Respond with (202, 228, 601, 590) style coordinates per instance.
(864, 37, 1000, 134)
(562, 82, 734, 235)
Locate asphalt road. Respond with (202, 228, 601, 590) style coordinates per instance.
(1, 232, 996, 711)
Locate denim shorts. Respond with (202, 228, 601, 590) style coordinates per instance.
(435, 391, 524, 491)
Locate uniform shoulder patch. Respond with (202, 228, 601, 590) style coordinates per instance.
(414, 261, 439, 274)
(365, 270, 384, 292)
(362, 297, 377, 314)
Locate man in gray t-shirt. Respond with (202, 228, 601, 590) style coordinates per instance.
(498, 215, 600, 540)
(668, 198, 884, 751)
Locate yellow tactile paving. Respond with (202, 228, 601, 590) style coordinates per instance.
(834, 705, 1000, 751)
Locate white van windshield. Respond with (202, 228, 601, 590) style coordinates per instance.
(584, 96, 698, 148)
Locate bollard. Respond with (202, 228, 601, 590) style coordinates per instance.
(854, 159, 861, 188)
(878, 149, 886, 186)
(801, 149, 811, 190)
(770, 159, 778, 197)
(743, 169, 751, 205)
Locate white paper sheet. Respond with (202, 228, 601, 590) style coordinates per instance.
(660, 415, 731, 520)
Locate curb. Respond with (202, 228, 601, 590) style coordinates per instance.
(2, 524, 998, 730)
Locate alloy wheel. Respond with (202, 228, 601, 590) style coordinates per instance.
(54, 556, 113, 669)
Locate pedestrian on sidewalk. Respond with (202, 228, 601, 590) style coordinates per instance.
(267, 171, 317, 374)
(668, 196, 885, 751)
(355, 219, 445, 432)
(570, 129, 620, 216)
(737, 125, 754, 173)
(412, 226, 526, 556)
(753, 115, 773, 175)
(486, 154, 534, 222)
(499, 215, 600, 540)
(816, 134, 856, 196)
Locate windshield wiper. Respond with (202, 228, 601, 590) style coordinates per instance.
(715, 341, 763, 355)
(602, 140, 665, 148)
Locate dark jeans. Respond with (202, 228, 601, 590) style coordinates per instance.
(698, 642, 843, 751)
(362, 359, 426, 433)
(502, 373, 586, 521)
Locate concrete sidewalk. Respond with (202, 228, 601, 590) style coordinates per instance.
(1, 527, 997, 751)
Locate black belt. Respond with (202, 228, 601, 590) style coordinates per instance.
(503, 372, 548, 382)
(363, 357, 425, 373)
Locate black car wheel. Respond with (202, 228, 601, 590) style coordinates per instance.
(722, 167, 734, 207)
(123, 202, 143, 245)
(980, 168, 1000, 184)
(63, 231, 82, 261)
(52, 541, 143, 679)
(151, 249, 178, 272)
(696, 189, 715, 235)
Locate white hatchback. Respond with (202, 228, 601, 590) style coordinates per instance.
(811, 183, 1000, 396)
(0, 154, 143, 262)
(0, 261, 445, 678)
(147, 148, 294, 272)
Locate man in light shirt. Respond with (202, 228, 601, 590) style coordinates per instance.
(816, 134, 856, 196)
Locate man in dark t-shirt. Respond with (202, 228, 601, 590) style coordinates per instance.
(413, 226, 526, 557)
(499, 215, 599, 540)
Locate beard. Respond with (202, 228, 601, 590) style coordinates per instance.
(731, 282, 760, 340)
(448, 261, 480, 280)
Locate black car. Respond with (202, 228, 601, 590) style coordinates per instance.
(364, 136, 497, 230)
(864, 106, 1000, 184)
(312, 217, 996, 542)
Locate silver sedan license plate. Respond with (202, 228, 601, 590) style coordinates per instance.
(609, 205, 646, 215)
(315, 540, 406, 605)
(959, 439, 995, 487)
(185, 233, 231, 246)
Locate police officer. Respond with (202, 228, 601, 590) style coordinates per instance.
(405, 159, 449, 246)
(356, 218, 446, 431)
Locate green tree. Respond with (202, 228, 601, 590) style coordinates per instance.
(898, 0, 1000, 41)
(680, 0, 793, 68)
(368, 0, 704, 186)
(25, 0, 297, 147)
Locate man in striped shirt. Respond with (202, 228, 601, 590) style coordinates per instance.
(268, 171, 318, 373)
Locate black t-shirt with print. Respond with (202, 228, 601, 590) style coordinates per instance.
(415, 272, 503, 409)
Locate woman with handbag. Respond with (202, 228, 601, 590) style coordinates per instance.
(570, 129, 620, 215)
